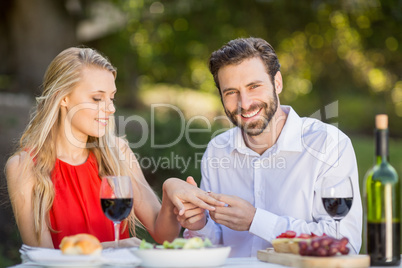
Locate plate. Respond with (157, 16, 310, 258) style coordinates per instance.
(25, 247, 141, 267)
(30, 261, 102, 268)
(131, 246, 231, 267)
(28, 256, 103, 268)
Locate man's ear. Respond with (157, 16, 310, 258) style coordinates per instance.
(274, 71, 283, 94)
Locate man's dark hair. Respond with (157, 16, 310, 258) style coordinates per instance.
(208, 37, 281, 94)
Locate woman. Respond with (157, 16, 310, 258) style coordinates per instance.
(5, 47, 220, 248)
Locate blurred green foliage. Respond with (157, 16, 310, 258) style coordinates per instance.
(88, 0, 402, 136)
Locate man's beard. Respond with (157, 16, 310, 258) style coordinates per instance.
(225, 92, 278, 136)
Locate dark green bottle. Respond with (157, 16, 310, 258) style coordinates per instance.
(364, 114, 400, 266)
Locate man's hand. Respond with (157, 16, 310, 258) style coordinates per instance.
(208, 192, 256, 231)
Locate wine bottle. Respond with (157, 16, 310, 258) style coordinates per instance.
(364, 114, 400, 266)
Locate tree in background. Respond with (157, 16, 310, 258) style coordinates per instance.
(96, 0, 402, 133)
(0, 0, 80, 94)
(1, 0, 401, 130)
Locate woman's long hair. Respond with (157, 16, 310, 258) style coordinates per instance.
(9, 47, 138, 243)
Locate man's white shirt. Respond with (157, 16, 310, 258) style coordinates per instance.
(184, 105, 362, 257)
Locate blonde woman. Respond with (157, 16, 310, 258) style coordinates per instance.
(5, 47, 221, 248)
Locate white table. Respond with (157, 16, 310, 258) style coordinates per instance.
(10, 257, 285, 268)
(215, 257, 284, 267)
(10, 256, 402, 268)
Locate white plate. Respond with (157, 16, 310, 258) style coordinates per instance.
(26, 247, 141, 267)
(29, 256, 103, 268)
(31, 261, 102, 268)
(131, 246, 231, 267)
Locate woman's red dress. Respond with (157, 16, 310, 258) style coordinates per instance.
(49, 152, 129, 248)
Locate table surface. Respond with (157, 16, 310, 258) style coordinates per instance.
(8, 257, 286, 268)
(10, 256, 402, 268)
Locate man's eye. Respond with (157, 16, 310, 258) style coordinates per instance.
(226, 91, 235, 96)
(251, 84, 260, 89)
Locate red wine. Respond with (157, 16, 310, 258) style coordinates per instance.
(367, 222, 401, 266)
(101, 198, 133, 222)
(322, 198, 353, 220)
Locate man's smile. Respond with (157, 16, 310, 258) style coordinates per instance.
(241, 107, 262, 118)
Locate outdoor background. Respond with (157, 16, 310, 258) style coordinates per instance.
(0, 0, 401, 266)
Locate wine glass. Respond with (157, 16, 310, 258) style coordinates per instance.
(321, 176, 353, 239)
(100, 176, 134, 247)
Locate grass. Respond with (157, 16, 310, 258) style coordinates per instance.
(352, 135, 402, 190)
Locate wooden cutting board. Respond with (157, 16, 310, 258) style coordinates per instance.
(257, 248, 370, 268)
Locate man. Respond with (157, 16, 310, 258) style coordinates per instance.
(178, 37, 362, 257)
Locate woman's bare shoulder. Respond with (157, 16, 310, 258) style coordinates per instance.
(6, 151, 34, 184)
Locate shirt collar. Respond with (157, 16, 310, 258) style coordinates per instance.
(229, 105, 303, 155)
(275, 105, 303, 152)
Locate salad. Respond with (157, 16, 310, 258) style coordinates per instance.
(139, 237, 213, 250)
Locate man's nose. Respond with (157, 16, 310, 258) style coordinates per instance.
(239, 92, 253, 110)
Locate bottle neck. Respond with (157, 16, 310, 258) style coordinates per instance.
(375, 129, 388, 164)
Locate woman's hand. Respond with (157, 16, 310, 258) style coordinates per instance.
(162, 177, 225, 216)
(174, 202, 207, 231)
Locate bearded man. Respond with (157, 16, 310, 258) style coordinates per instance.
(177, 37, 362, 257)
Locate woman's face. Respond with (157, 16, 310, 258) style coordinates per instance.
(61, 66, 116, 143)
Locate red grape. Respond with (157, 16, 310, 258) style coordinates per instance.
(299, 241, 308, 251)
(316, 246, 328, 256)
(339, 246, 350, 255)
(328, 246, 338, 256)
(306, 245, 315, 256)
(320, 237, 334, 247)
(295, 235, 350, 257)
(299, 248, 308, 256)
(340, 237, 349, 246)
(311, 239, 321, 249)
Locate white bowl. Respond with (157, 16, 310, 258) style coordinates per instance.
(131, 246, 231, 267)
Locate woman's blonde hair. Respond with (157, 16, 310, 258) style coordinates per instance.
(10, 47, 137, 243)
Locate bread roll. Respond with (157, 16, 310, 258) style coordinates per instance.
(60, 234, 102, 255)
(272, 238, 292, 253)
(272, 238, 312, 254)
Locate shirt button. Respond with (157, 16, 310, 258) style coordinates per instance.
(253, 159, 260, 168)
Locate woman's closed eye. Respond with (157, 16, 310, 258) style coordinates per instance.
(93, 97, 115, 102)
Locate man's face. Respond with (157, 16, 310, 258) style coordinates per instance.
(218, 57, 280, 136)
